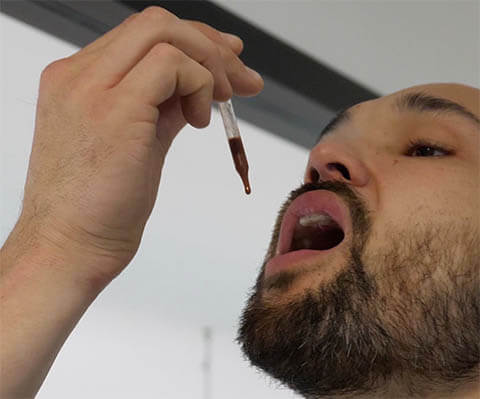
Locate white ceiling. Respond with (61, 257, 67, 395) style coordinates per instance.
(213, 0, 479, 95)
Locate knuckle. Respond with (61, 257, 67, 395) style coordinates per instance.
(123, 12, 139, 25)
(41, 59, 66, 78)
(141, 6, 174, 21)
(40, 58, 72, 87)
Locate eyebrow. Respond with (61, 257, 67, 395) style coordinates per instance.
(316, 91, 479, 143)
(395, 91, 480, 127)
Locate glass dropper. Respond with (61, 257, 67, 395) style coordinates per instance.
(218, 99, 251, 195)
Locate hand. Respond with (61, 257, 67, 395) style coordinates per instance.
(17, 7, 264, 284)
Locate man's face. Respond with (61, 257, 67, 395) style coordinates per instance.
(237, 83, 480, 398)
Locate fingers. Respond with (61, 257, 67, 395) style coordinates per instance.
(184, 20, 244, 55)
(85, 7, 262, 100)
(115, 43, 214, 128)
(183, 19, 261, 96)
(67, 13, 140, 74)
(220, 32, 244, 55)
(79, 13, 140, 56)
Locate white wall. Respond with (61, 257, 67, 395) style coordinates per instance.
(0, 13, 307, 399)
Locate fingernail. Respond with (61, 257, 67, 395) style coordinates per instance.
(246, 66, 262, 81)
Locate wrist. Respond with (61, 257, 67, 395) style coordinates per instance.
(1, 218, 117, 398)
(2, 215, 128, 295)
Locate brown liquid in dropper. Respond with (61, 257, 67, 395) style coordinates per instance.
(228, 137, 251, 195)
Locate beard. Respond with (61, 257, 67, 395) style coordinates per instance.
(237, 181, 480, 398)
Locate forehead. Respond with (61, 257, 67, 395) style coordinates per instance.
(358, 85, 480, 124)
(356, 88, 478, 123)
(317, 86, 480, 143)
(372, 84, 479, 114)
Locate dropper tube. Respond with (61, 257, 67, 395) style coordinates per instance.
(218, 99, 251, 195)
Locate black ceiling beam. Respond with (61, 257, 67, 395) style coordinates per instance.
(1, 0, 379, 148)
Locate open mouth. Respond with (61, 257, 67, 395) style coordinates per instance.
(289, 213, 345, 252)
(275, 190, 349, 256)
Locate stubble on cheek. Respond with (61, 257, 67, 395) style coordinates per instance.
(364, 217, 480, 356)
(372, 219, 478, 295)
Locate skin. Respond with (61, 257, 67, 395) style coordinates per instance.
(0, 5, 477, 397)
(237, 83, 479, 398)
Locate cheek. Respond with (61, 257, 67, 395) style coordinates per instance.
(377, 159, 477, 227)
(361, 176, 455, 273)
(361, 169, 477, 281)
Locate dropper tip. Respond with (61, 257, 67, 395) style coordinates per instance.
(244, 184, 251, 195)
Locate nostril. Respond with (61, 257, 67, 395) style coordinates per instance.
(327, 163, 350, 180)
(309, 168, 320, 183)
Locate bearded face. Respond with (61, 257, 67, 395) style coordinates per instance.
(237, 87, 480, 398)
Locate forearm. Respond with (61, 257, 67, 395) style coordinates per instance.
(0, 221, 108, 399)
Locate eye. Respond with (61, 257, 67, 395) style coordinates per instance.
(406, 138, 453, 157)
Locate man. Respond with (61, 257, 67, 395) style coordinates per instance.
(0, 6, 478, 399)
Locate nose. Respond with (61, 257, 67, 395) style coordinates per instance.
(304, 140, 370, 186)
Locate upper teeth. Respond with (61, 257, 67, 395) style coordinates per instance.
(299, 213, 334, 227)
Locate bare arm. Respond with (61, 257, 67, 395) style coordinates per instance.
(0, 7, 263, 398)
(0, 221, 104, 398)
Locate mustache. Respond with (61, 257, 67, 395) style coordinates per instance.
(282, 180, 353, 215)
